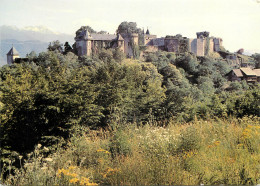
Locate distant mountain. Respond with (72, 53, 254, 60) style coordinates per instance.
(0, 39, 49, 66)
(0, 25, 74, 66)
(243, 49, 260, 56)
(0, 25, 74, 43)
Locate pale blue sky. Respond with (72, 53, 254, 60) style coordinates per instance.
(1, 0, 260, 52)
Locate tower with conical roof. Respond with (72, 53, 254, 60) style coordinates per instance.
(146, 28, 150, 35)
(7, 46, 20, 65)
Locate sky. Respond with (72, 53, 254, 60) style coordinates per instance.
(0, 0, 260, 53)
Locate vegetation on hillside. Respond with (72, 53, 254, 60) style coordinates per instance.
(0, 31, 260, 185)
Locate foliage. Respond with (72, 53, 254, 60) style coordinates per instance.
(47, 40, 63, 53)
(2, 118, 260, 185)
(76, 26, 97, 35)
(252, 53, 260, 68)
(116, 21, 142, 34)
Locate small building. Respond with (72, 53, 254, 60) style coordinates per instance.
(7, 46, 20, 65)
(226, 67, 258, 83)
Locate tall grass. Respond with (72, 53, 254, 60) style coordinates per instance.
(1, 116, 260, 185)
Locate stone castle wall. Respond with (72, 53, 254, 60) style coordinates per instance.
(75, 28, 223, 58)
(189, 39, 197, 54)
(196, 38, 205, 56)
(144, 34, 157, 45)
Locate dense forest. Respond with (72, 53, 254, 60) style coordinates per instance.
(0, 23, 260, 185)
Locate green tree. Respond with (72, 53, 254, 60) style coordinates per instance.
(117, 21, 142, 34)
(0, 53, 102, 153)
(89, 61, 165, 124)
(47, 40, 63, 53)
(76, 26, 97, 36)
(252, 53, 260, 68)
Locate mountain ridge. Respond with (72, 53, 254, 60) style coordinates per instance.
(0, 25, 74, 66)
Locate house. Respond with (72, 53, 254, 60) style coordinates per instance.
(226, 67, 259, 83)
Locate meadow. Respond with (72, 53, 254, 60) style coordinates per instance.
(2, 116, 259, 185)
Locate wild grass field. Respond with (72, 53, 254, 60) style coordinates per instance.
(2, 116, 259, 185)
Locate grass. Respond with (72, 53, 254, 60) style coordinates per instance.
(1, 116, 260, 185)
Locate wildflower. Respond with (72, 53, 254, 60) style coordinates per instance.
(45, 158, 53, 162)
(69, 173, 78, 178)
(37, 144, 42, 148)
(97, 149, 110, 154)
(69, 166, 76, 170)
(69, 177, 80, 184)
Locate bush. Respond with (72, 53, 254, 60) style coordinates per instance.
(178, 126, 201, 152)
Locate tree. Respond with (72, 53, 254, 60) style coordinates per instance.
(47, 40, 63, 53)
(0, 52, 103, 153)
(112, 48, 125, 63)
(63, 42, 73, 55)
(252, 53, 260, 68)
(117, 21, 142, 34)
(26, 51, 37, 59)
(97, 30, 108, 34)
(89, 61, 166, 125)
(175, 53, 198, 75)
(76, 26, 97, 36)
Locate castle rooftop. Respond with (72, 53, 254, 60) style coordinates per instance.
(90, 33, 117, 41)
(7, 47, 19, 56)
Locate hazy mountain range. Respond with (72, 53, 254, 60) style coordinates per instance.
(0, 25, 74, 66)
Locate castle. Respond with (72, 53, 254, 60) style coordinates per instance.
(6, 28, 224, 65)
(75, 28, 223, 57)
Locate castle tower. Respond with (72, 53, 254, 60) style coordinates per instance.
(75, 29, 93, 56)
(143, 28, 157, 45)
(196, 35, 205, 56)
(117, 34, 125, 53)
(131, 33, 139, 45)
(7, 46, 19, 65)
(121, 33, 139, 57)
(213, 38, 223, 52)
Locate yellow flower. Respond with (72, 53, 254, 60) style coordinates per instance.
(70, 177, 80, 184)
(97, 149, 110, 154)
(69, 166, 76, 170)
(69, 173, 78, 178)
